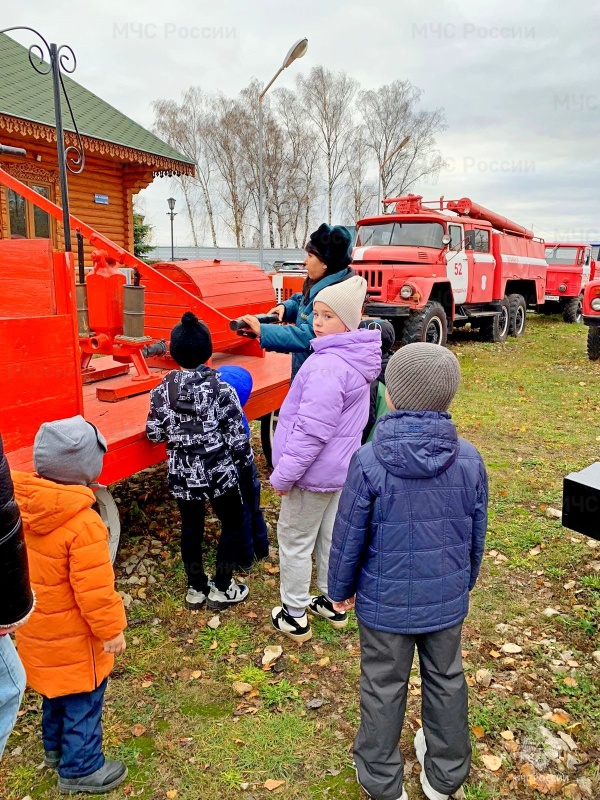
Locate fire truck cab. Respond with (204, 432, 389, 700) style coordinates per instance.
(583, 278, 600, 360)
(541, 243, 594, 323)
(356, 195, 547, 345)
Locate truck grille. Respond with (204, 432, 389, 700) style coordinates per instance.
(356, 269, 383, 288)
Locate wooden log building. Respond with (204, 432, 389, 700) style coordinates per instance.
(0, 32, 193, 256)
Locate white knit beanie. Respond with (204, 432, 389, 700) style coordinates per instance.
(385, 343, 461, 411)
(313, 276, 367, 331)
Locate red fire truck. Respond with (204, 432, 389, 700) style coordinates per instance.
(540, 243, 595, 323)
(583, 278, 600, 360)
(355, 195, 547, 345)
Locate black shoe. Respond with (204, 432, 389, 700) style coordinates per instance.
(44, 749, 61, 769)
(271, 605, 312, 642)
(308, 595, 348, 629)
(58, 760, 127, 794)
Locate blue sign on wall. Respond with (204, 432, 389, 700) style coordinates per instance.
(94, 194, 109, 205)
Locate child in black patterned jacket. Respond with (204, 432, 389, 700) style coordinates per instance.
(146, 312, 252, 611)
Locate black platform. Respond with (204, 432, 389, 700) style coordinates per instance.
(562, 462, 600, 541)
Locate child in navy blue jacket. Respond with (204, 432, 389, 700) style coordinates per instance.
(216, 366, 269, 568)
(328, 343, 488, 800)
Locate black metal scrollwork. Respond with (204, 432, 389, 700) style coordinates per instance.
(0, 26, 86, 249)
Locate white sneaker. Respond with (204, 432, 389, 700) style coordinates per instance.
(271, 606, 312, 642)
(185, 587, 208, 610)
(414, 728, 449, 800)
(207, 579, 249, 610)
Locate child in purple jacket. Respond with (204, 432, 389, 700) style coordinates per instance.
(269, 276, 381, 642)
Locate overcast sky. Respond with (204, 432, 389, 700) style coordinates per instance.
(4, 0, 599, 246)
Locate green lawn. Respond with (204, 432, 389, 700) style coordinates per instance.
(2, 314, 599, 800)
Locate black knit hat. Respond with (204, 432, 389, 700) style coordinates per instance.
(306, 223, 353, 272)
(169, 311, 213, 368)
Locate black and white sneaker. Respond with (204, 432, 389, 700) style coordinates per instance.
(308, 595, 348, 629)
(185, 586, 208, 610)
(271, 606, 312, 642)
(207, 579, 249, 610)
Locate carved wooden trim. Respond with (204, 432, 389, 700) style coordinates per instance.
(3, 162, 59, 190)
(0, 114, 194, 178)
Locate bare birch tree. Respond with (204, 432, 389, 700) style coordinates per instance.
(206, 96, 253, 247)
(152, 88, 218, 246)
(296, 66, 358, 225)
(357, 80, 446, 205)
(276, 88, 322, 246)
(342, 126, 377, 224)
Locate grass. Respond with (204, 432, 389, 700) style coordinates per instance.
(1, 314, 600, 799)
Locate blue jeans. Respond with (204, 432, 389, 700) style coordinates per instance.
(0, 636, 26, 759)
(42, 678, 107, 778)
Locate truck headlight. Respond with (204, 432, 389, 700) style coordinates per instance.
(591, 297, 600, 312)
(400, 284, 414, 299)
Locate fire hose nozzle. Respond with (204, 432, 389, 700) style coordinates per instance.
(229, 314, 281, 337)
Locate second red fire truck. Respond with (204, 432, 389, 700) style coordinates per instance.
(355, 195, 547, 345)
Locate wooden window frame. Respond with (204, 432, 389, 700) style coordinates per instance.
(7, 181, 56, 245)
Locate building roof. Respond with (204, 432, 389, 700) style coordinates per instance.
(0, 32, 194, 176)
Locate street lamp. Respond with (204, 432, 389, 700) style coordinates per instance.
(259, 37, 308, 270)
(167, 197, 177, 261)
(377, 136, 410, 213)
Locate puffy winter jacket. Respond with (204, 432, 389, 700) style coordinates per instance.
(13, 472, 126, 698)
(328, 411, 488, 634)
(146, 367, 252, 500)
(259, 268, 354, 379)
(270, 329, 381, 493)
(0, 436, 34, 628)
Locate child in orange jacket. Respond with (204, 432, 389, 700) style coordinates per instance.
(14, 416, 127, 795)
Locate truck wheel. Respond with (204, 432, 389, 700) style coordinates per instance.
(587, 326, 600, 360)
(479, 298, 509, 343)
(401, 301, 448, 346)
(260, 410, 279, 469)
(94, 487, 121, 564)
(563, 295, 583, 324)
(508, 294, 527, 337)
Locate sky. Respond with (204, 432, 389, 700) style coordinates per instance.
(3, 0, 599, 247)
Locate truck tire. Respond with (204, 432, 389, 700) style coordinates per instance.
(94, 487, 121, 564)
(508, 294, 527, 337)
(479, 298, 509, 343)
(562, 295, 583, 324)
(587, 326, 600, 361)
(401, 301, 448, 346)
(260, 410, 279, 468)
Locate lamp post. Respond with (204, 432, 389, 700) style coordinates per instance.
(167, 197, 177, 261)
(377, 135, 410, 213)
(259, 37, 308, 270)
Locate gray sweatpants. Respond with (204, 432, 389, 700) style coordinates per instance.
(277, 486, 341, 611)
(354, 621, 471, 800)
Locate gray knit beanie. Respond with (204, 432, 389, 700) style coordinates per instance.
(385, 343, 461, 411)
(313, 275, 367, 332)
(34, 415, 107, 486)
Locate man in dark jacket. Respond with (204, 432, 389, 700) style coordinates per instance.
(0, 433, 34, 758)
(328, 344, 488, 800)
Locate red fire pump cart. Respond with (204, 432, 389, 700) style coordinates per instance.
(0, 167, 290, 558)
